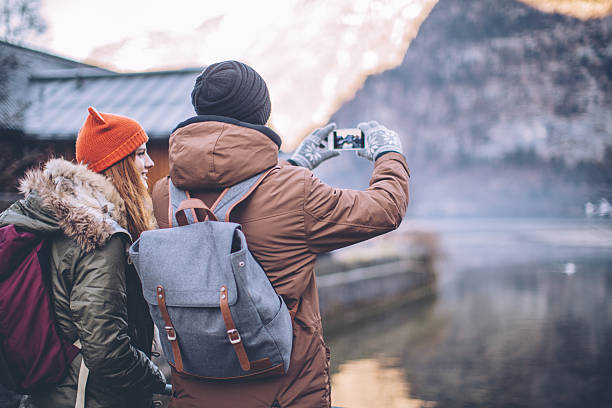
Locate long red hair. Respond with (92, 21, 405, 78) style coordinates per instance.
(102, 154, 156, 239)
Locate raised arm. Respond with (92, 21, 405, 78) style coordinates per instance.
(303, 121, 409, 253)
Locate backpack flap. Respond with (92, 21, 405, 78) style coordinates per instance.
(129, 168, 293, 379)
(130, 221, 240, 307)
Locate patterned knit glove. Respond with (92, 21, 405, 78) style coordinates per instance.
(357, 121, 403, 162)
(290, 123, 340, 170)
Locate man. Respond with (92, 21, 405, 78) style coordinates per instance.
(152, 60, 410, 408)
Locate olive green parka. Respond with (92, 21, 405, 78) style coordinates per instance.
(0, 159, 165, 408)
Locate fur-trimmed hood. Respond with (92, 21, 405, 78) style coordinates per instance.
(14, 158, 128, 251)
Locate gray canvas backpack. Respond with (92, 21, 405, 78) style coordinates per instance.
(129, 168, 293, 379)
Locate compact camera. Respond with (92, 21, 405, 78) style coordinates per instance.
(328, 128, 366, 151)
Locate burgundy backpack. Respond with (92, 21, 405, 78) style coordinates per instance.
(0, 224, 79, 393)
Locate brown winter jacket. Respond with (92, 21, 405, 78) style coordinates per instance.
(151, 117, 410, 408)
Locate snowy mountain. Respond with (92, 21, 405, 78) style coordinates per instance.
(318, 0, 612, 217)
(332, 0, 612, 166)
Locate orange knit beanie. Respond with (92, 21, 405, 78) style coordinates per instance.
(76, 107, 149, 173)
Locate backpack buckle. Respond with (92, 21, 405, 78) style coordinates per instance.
(227, 329, 241, 344)
(165, 326, 177, 341)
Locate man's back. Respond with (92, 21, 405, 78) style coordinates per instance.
(152, 116, 409, 408)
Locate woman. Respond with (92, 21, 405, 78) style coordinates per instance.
(0, 107, 166, 407)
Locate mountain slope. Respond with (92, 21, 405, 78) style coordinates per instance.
(321, 0, 612, 217)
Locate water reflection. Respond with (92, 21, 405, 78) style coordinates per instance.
(326, 220, 612, 408)
(332, 359, 435, 408)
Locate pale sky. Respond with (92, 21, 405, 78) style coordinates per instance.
(28, 0, 440, 148)
(34, 0, 265, 66)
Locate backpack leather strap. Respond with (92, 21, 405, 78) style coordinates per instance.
(156, 285, 184, 373)
(219, 285, 251, 371)
(175, 198, 218, 226)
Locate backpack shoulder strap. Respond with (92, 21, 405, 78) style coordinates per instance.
(212, 166, 279, 222)
(168, 178, 195, 227)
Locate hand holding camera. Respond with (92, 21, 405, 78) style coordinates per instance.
(291, 120, 402, 169)
(356, 120, 402, 162)
(327, 121, 402, 161)
(290, 123, 340, 170)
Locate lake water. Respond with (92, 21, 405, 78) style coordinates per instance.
(326, 219, 612, 408)
(2, 219, 610, 408)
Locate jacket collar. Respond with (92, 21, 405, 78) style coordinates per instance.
(173, 115, 282, 149)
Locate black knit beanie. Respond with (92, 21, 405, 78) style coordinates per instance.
(191, 60, 271, 125)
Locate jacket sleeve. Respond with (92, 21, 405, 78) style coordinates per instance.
(304, 152, 410, 253)
(70, 235, 165, 393)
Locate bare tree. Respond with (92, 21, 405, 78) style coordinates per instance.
(1, 0, 46, 44)
(0, 1, 47, 206)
